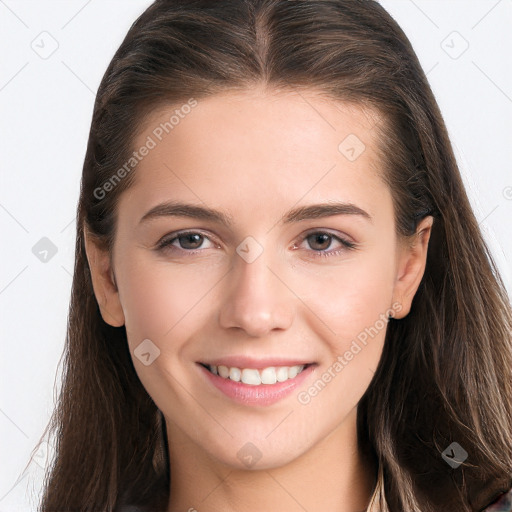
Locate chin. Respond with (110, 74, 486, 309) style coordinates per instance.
(205, 432, 310, 472)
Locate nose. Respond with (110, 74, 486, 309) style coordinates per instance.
(218, 247, 294, 337)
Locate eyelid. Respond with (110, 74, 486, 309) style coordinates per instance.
(293, 229, 357, 255)
(155, 228, 357, 256)
(155, 229, 219, 251)
(298, 227, 355, 245)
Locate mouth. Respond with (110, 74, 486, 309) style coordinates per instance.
(199, 362, 314, 386)
(197, 360, 317, 406)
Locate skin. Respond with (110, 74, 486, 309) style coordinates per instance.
(85, 86, 433, 512)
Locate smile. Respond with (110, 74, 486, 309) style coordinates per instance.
(197, 361, 316, 406)
(202, 363, 309, 385)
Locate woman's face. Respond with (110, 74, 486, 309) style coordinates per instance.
(87, 87, 431, 470)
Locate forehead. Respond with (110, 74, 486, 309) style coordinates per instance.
(135, 87, 381, 163)
(120, 88, 390, 225)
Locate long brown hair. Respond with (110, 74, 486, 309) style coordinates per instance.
(37, 1, 512, 510)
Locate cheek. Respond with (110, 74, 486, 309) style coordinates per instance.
(295, 275, 391, 423)
(290, 245, 396, 403)
(114, 255, 223, 411)
(292, 249, 396, 343)
(116, 254, 223, 347)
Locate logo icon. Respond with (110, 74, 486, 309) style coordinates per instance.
(338, 134, 366, 162)
(32, 237, 58, 263)
(441, 442, 468, 468)
(31, 31, 59, 60)
(33, 441, 54, 469)
(441, 31, 469, 60)
(236, 236, 264, 264)
(237, 442, 262, 468)
(134, 339, 161, 366)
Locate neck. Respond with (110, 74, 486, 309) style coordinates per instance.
(165, 407, 377, 512)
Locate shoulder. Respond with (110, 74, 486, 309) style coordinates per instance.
(484, 488, 512, 512)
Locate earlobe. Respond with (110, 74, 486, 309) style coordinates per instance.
(83, 227, 125, 327)
(391, 216, 434, 319)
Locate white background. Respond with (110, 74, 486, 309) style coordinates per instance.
(1, 1, 511, 510)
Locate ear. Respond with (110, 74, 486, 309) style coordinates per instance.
(391, 216, 434, 319)
(83, 226, 125, 327)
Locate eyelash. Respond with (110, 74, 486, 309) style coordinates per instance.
(155, 230, 357, 259)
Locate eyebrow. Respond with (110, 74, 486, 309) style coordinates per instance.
(139, 200, 372, 226)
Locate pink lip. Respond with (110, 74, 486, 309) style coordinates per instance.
(197, 362, 316, 406)
(199, 356, 314, 370)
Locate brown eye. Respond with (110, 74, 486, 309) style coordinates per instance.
(306, 233, 333, 251)
(156, 231, 216, 253)
(292, 230, 357, 259)
(177, 233, 204, 249)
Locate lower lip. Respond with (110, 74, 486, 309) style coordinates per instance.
(198, 364, 316, 406)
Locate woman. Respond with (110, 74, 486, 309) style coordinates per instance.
(37, 1, 512, 511)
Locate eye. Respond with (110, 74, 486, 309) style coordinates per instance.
(293, 230, 356, 258)
(156, 231, 217, 253)
(155, 229, 356, 258)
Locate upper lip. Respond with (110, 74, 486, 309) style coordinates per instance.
(199, 356, 315, 370)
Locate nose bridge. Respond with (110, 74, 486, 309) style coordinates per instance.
(218, 240, 294, 337)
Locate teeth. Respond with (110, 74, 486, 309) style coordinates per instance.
(288, 365, 299, 379)
(208, 364, 306, 385)
(229, 367, 241, 382)
(241, 368, 261, 385)
(260, 367, 277, 385)
(218, 365, 229, 378)
(276, 367, 289, 382)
